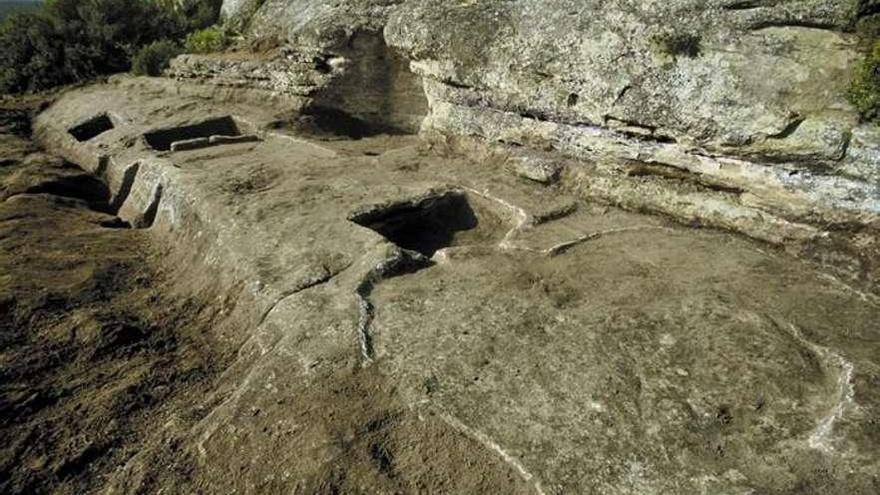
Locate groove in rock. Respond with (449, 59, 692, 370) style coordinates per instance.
(776, 321, 856, 453)
(436, 411, 547, 495)
(137, 183, 163, 229)
(110, 162, 140, 213)
(257, 265, 352, 328)
(624, 161, 746, 195)
(722, 0, 769, 11)
(750, 21, 839, 31)
(356, 250, 432, 365)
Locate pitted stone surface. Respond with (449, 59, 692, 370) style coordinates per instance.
(31, 79, 880, 494)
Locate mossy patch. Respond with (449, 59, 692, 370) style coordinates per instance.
(653, 32, 702, 59)
(847, 14, 880, 123)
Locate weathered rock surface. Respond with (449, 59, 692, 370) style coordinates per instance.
(194, 0, 880, 242)
(386, 0, 859, 161)
(29, 77, 880, 494)
(12, 0, 880, 493)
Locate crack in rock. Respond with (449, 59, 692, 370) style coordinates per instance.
(816, 273, 880, 309)
(356, 249, 431, 366)
(257, 263, 352, 328)
(460, 187, 675, 256)
(436, 411, 547, 495)
(541, 226, 677, 256)
(782, 323, 856, 454)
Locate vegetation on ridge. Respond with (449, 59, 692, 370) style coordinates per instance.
(0, 0, 224, 93)
(131, 40, 184, 78)
(184, 25, 232, 54)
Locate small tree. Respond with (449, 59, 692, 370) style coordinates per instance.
(0, 13, 64, 93)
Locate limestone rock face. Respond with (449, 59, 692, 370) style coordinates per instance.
(212, 0, 879, 230)
(385, 0, 861, 162)
(225, 0, 867, 166)
(220, 0, 264, 27)
(242, 0, 402, 45)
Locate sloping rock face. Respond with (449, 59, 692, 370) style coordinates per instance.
(10, 3, 880, 495)
(32, 77, 880, 495)
(207, 0, 880, 241)
(116, 4, 880, 490)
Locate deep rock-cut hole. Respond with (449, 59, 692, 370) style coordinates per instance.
(68, 114, 114, 142)
(19, 161, 131, 228)
(350, 193, 483, 257)
(144, 116, 241, 151)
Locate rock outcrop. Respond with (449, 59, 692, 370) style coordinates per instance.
(33, 76, 880, 495)
(23, 2, 880, 493)
(192, 0, 880, 243)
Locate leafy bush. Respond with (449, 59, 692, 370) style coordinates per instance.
(131, 40, 181, 77)
(848, 40, 880, 123)
(184, 0, 224, 32)
(0, 12, 65, 93)
(57, 0, 181, 65)
(185, 26, 230, 54)
(0, 0, 223, 94)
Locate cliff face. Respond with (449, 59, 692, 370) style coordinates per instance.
(387, 0, 859, 166)
(220, 0, 862, 144)
(208, 1, 880, 238)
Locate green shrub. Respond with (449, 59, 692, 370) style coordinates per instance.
(131, 40, 181, 77)
(51, 0, 179, 71)
(184, 26, 230, 54)
(856, 16, 880, 46)
(0, 0, 223, 94)
(184, 0, 224, 32)
(848, 40, 880, 122)
(0, 12, 65, 93)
